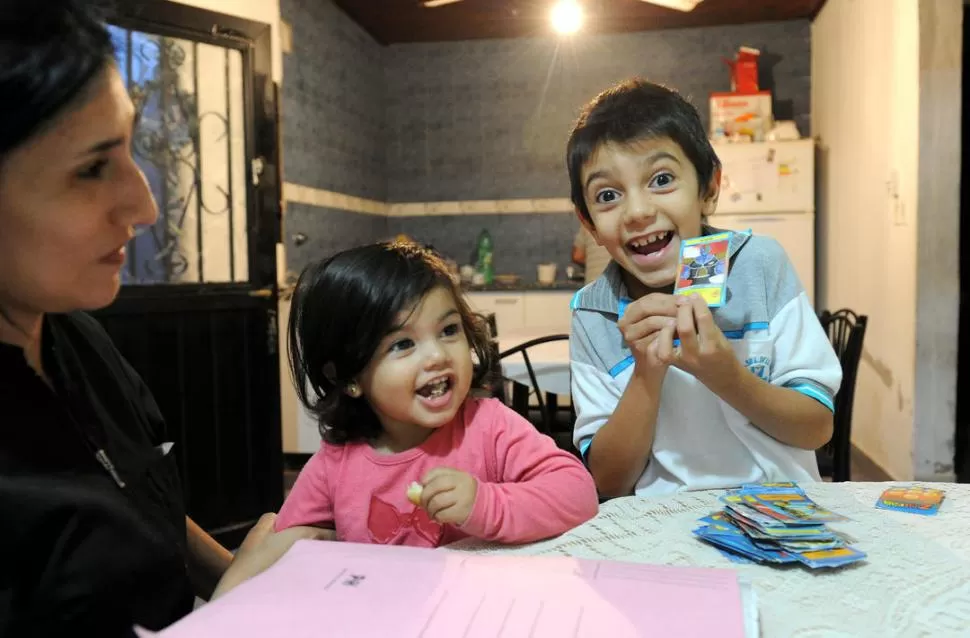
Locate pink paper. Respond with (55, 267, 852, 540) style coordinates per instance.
(140, 541, 746, 638)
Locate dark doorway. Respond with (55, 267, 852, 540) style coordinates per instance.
(93, 1, 284, 545)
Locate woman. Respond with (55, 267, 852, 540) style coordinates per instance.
(0, 1, 325, 635)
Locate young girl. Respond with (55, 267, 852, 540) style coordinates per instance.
(276, 240, 598, 547)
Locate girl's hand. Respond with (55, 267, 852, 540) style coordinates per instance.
(418, 467, 478, 526)
(659, 294, 742, 394)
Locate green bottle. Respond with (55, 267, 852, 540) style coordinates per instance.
(476, 229, 494, 284)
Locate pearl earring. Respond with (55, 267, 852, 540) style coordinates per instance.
(346, 382, 362, 398)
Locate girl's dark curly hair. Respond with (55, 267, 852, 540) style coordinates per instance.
(288, 240, 495, 445)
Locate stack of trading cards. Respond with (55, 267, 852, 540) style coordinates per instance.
(693, 483, 867, 569)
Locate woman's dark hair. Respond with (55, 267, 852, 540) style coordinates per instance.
(0, 0, 115, 156)
(567, 78, 721, 223)
(288, 240, 495, 445)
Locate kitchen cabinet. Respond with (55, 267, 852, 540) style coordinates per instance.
(466, 291, 574, 335)
(466, 292, 525, 334)
(523, 292, 574, 334)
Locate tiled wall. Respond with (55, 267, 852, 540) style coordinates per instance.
(285, 205, 389, 273)
(387, 213, 579, 281)
(383, 20, 812, 202)
(280, 2, 811, 279)
(280, 0, 384, 200)
(280, 0, 386, 275)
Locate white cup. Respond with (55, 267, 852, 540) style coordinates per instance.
(537, 263, 557, 285)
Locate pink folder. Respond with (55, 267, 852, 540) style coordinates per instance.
(139, 540, 749, 638)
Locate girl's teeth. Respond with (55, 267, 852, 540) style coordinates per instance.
(423, 379, 449, 398)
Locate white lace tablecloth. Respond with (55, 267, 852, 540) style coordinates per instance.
(448, 482, 970, 637)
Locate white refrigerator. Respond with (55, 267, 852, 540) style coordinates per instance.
(710, 139, 816, 306)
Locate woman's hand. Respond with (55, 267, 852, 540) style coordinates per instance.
(210, 513, 334, 600)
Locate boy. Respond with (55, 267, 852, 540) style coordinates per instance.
(567, 79, 841, 497)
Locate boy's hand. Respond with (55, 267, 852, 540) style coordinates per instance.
(659, 294, 742, 393)
(418, 467, 478, 526)
(617, 293, 679, 374)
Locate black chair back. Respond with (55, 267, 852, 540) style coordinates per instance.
(497, 334, 570, 434)
(817, 308, 868, 481)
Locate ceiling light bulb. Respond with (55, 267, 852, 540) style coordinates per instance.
(639, 0, 703, 11)
(551, 1, 583, 35)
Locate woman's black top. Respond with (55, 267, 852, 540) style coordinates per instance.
(0, 312, 194, 637)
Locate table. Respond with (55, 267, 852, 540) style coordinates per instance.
(448, 482, 970, 637)
(498, 333, 571, 396)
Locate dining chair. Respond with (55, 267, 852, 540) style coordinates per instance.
(497, 334, 570, 436)
(817, 308, 868, 482)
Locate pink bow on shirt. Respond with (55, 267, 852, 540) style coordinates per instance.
(367, 494, 443, 546)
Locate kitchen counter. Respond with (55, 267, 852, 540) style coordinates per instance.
(462, 281, 583, 292)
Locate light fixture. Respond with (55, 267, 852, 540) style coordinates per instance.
(640, 0, 703, 11)
(551, 0, 583, 35)
(422, 0, 462, 7)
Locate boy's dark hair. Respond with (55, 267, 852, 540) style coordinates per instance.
(566, 78, 721, 223)
(0, 0, 115, 157)
(288, 240, 495, 445)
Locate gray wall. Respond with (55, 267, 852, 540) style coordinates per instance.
(280, 0, 387, 275)
(281, 2, 811, 280)
(386, 213, 578, 282)
(285, 205, 389, 275)
(280, 0, 385, 200)
(383, 20, 812, 202)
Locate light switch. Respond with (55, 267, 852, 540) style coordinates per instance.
(888, 170, 905, 226)
(280, 19, 293, 54)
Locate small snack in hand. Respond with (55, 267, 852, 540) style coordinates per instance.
(406, 481, 424, 506)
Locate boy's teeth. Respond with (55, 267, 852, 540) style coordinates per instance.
(632, 231, 670, 247)
(629, 230, 674, 256)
